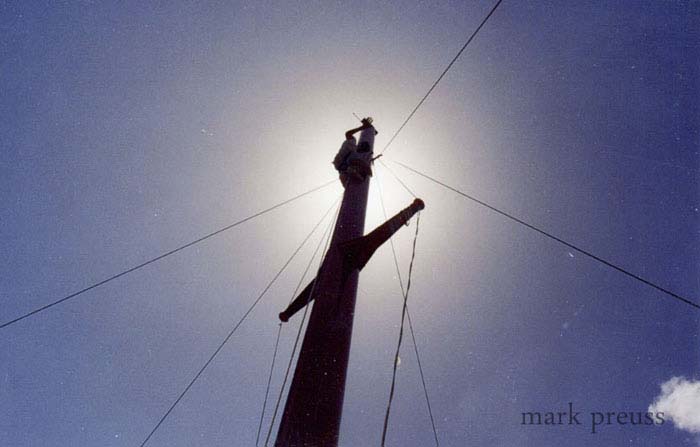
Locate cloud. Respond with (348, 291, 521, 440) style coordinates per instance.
(649, 376, 700, 434)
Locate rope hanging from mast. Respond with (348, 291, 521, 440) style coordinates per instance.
(381, 212, 423, 446)
(376, 166, 439, 445)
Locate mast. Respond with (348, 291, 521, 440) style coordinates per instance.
(274, 123, 424, 446)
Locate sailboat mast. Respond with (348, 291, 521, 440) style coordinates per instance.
(275, 123, 423, 446)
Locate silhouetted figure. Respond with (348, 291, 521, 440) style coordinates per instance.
(333, 118, 376, 186)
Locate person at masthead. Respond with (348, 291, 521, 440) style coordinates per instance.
(332, 117, 376, 186)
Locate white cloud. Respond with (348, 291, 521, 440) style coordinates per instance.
(649, 376, 700, 434)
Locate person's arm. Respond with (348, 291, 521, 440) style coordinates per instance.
(345, 125, 364, 140)
(344, 118, 373, 140)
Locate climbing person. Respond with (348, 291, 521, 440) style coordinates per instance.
(333, 117, 376, 186)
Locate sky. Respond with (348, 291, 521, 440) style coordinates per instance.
(1, 1, 699, 446)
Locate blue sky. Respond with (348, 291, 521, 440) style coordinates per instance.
(2, 1, 698, 446)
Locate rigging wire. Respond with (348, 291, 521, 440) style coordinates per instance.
(381, 212, 422, 446)
(392, 159, 700, 310)
(256, 198, 338, 446)
(0, 179, 336, 331)
(263, 200, 341, 447)
(376, 167, 439, 445)
(256, 323, 282, 447)
(380, 0, 504, 155)
(379, 158, 417, 198)
(138, 198, 340, 447)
